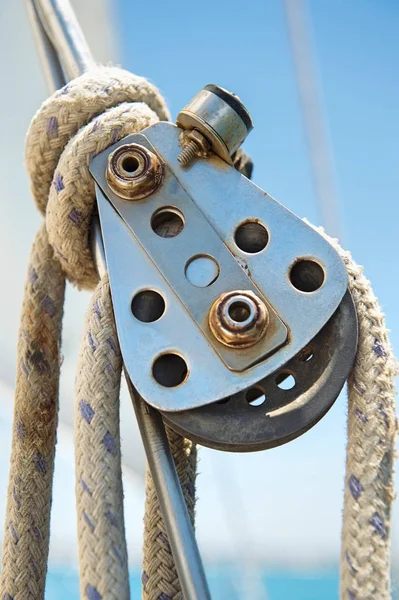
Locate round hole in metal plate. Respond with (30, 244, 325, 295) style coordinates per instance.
(234, 220, 269, 253)
(152, 353, 188, 387)
(151, 206, 185, 238)
(289, 259, 325, 292)
(121, 155, 140, 174)
(228, 300, 252, 323)
(185, 255, 220, 288)
(246, 386, 266, 406)
(131, 290, 165, 323)
(275, 372, 296, 390)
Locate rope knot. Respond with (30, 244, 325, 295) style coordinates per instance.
(25, 67, 170, 289)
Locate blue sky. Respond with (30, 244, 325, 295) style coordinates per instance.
(113, 0, 399, 563)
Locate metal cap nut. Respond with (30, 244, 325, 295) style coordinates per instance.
(209, 290, 269, 348)
(106, 143, 164, 201)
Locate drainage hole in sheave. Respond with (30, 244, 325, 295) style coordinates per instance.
(297, 346, 314, 362)
(289, 260, 325, 293)
(152, 353, 188, 387)
(228, 300, 251, 323)
(275, 372, 296, 390)
(246, 386, 266, 406)
(131, 290, 165, 323)
(151, 207, 185, 238)
(234, 221, 269, 253)
(121, 155, 140, 174)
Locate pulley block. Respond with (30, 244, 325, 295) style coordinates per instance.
(89, 84, 358, 452)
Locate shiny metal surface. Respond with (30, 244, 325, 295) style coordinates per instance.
(90, 123, 348, 412)
(91, 135, 288, 377)
(33, 0, 94, 78)
(25, 0, 65, 91)
(177, 86, 252, 163)
(106, 143, 164, 201)
(164, 290, 358, 452)
(178, 129, 211, 166)
(93, 222, 211, 600)
(208, 290, 269, 348)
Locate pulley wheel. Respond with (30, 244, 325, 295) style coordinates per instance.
(162, 290, 357, 452)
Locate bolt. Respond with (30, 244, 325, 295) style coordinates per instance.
(178, 139, 200, 166)
(177, 84, 253, 165)
(106, 143, 164, 200)
(209, 290, 269, 348)
(177, 129, 211, 166)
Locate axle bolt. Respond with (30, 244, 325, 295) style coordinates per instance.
(106, 143, 164, 201)
(209, 290, 269, 348)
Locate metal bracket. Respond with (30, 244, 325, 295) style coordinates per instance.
(90, 122, 348, 413)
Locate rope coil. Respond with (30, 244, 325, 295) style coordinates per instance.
(0, 67, 195, 600)
(0, 66, 395, 600)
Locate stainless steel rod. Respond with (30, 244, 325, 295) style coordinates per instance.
(25, 2, 211, 598)
(126, 377, 211, 600)
(26, 0, 66, 91)
(33, 0, 95, 78)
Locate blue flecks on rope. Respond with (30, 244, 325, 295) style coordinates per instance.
(52, 172, 64, 193)
(82, 511, 95, 533)
(33, 452, 47, 475)
(348, 475, 363, 500)
(370, 512, 387, 540)
(103, 431, 117, 456)
(46, 116, 59, 139)
(79, 400, 95, 425)
(85, 583, 102, 600)
(373, 339, 387, 358)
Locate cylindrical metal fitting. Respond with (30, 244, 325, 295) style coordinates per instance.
(177, 84, 253, 164)
(106, 143, 164, 200)
(208, 290, 269, 348)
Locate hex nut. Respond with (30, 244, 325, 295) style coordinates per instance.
(106, 143, 164, 201)
(184, 129, 211, 156)
(209, 290, 269, 348)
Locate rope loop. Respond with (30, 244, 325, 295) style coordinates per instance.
(0, 66, 198, 600)
(25, 67, 170, 289)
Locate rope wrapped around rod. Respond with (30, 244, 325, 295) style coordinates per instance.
(0, 67, 395, 600)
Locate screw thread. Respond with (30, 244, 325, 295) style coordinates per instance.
(177, 140, 200, 166)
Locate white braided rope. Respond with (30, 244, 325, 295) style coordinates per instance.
(74, 275, 129, 599)
(0, 66, 395, 600)
(0, 67, 197, 600)
(316, 226, 397, 600)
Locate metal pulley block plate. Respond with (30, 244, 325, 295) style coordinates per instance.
(163, 290, 357, 451)
(89, 85, 353, 416)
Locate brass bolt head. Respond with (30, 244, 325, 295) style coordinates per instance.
(209, 290, 269, 348)
(106, 143, 164, 201)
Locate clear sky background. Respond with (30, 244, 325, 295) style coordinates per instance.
(0, 0, 397, 577)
